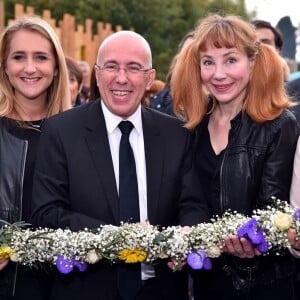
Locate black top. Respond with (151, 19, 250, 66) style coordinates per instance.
(196, 126, 223, 209)
(2, 118, 41, 222)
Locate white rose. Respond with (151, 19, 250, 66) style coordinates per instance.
(273, 213, 293, 231)
(206, 245, 221, 258)
(85, 249, 102, 264)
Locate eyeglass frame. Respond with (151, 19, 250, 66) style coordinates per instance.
(95, 62, 152, 75)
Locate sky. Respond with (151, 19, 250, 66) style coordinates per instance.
(245, 0, 300, 27)
(245, 0, 300, 63)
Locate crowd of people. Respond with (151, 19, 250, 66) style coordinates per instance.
(0, 12, 299, 300)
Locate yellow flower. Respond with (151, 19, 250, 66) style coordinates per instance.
(0, 246, 12, 259)
(273, 213, 293, 231)
(118, 248, 147, 263)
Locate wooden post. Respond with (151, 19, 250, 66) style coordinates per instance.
(5, 3, 128, 72)
(0, 0, 4, 35)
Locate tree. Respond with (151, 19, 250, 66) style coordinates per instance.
(3, 0, 254, 79)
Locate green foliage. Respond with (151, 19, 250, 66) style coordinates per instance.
(3, 0, 255, 80)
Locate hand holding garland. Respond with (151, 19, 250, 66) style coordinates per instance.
(0, 198, 300, 273)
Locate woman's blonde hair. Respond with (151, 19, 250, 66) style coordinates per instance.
(0, 16, 72, 117)
(171, 14, 292, 130)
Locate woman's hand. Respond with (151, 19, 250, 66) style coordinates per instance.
(0, 258, 9, 270)
(288, 228, 300, 250)
(222, 235, 261, 258)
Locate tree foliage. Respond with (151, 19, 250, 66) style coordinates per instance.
(3, 0, 255, 79)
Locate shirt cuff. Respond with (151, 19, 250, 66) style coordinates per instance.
(289, 247, 300, 258)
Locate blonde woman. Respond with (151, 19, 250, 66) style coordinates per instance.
(0, 16, 71, 299)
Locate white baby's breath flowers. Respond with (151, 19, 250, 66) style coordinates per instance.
(252, 198, 296, 254)
(1, 198, 299, 269)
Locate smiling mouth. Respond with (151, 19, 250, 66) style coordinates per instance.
(112, 90, 130, 96)
(213, 83, 233, 92)
(22, 77, 40, 83)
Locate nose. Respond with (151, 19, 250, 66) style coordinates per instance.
(213, 64, 226, 80)
(115, 68, 128, 83)
(24, 59, 37, 73)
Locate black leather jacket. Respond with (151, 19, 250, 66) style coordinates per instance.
(195, 109, 299, 217)
(0, 119, 27, 296)
(192, 109, 299, 291)
(0, 120, 27, 223)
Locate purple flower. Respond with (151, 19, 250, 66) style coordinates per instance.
(74, 260, 88, 272)
(56, 256, 88, 274)
(187, 250, 212, 270)
(237, 218, 258, 238)
(294, 208, 300, 221)
(248, 228, 265, 245)
(256, 239, 269, 253)
(56, 255, 74, 274)
(202, 257, 212, 270)
(237, 218, 269, 253)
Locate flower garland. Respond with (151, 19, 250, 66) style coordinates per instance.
(0, 198, 299, 274)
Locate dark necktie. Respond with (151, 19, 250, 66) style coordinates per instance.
(118, 120, 141, 300)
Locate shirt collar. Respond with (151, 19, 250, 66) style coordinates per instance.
(101, 100, 143, 135)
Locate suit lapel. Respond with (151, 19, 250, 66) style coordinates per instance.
(142, 108, 164, 223)
(84, 102, 119, 224)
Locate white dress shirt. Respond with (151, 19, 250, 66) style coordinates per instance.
(101, 101, 155, 279)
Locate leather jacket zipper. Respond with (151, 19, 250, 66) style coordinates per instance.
(12, 139, 28, 296)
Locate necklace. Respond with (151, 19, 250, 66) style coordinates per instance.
(25, 119, 44, 131)
(13, 102, 47, 131)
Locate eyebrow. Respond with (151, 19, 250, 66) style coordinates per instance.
(10, 50, 51, 55)
(201, 49, 240, 58)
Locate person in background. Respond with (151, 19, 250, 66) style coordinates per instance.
(288, 136, 300, 299)
(31, 30, 204, 300)
(172, 14, 298, 300)
(252, 19, 290, 81)
(78, 60, 91, 88)
(285, 77, 300, 124)
(142, 79, 165, 107)
(79, 85, 90, 102)
(150, 31, 194, 116)
(0, 16, 71, 299)
(66, 56, 84, 107)
(289, 136, 300, 253)
(78, 60, 91, 102)
(88, 63, 100, 101)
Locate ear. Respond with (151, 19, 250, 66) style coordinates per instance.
(146, 69, 156, 90)
(54, 68, 58, 76)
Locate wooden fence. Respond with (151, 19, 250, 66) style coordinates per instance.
(0, 2, 125, 73)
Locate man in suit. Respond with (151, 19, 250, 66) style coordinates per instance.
(286, 77, 300, 125)
(31, 31, 204, 300)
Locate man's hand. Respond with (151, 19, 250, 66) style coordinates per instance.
(0, 258, 9, 270)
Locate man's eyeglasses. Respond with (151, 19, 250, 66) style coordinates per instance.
(95, 63, 152, 75)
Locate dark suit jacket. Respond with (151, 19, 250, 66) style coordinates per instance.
(31, 100, 206, 300)
(286, 78, 300, 126)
